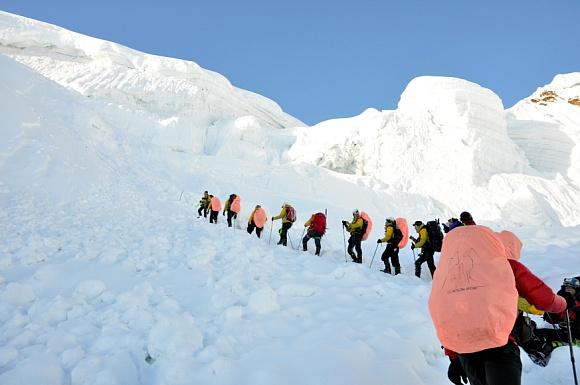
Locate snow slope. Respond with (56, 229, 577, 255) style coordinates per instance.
(0, 10, 579, 385)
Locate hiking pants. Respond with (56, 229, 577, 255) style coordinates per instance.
(197, 206, 208, 218)
(347, 233, 363, 263)
(415, 245, 436, 278)
(302, 229, 322, 255)
(381, 244, 400, 274)
(210, 210, 219, 224)
(278, 222, 293, 246)
(226, 210, 237, 227)
(247, 221, 263, 238)
(459, 341, 522, 385)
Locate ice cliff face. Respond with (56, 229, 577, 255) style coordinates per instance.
(506, 73, 580, 186)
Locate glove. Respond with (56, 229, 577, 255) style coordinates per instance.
(271, 217, 275, 221)
(222, 211, 225, 216)
(559, 290, 576, 309)
(447, 358, 468, 385)
(342, 220, 348, 227)
(411, 244, 416, 250)
(377, 239, 382, 244)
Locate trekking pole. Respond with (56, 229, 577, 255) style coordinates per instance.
(296, 228, 306, 251)
(342, 225, 347, 263)
(369, 243, 381, 269)
(412, 248, 416, 262)
(179, 191, 183, 201)
(566, 310, 579, 385)
(268, 222, 273, 245)
(288, 233, 294, 249)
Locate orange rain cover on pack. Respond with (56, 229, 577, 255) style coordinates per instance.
(496, 230, 522, 261)
(211, 196, 221, 211)
(231, 196, 241, 214)
(361, 211, 372, 241)
(428, 225, 518, 353)
(396, 217, 409, 248)
(253, 208, 267, 228)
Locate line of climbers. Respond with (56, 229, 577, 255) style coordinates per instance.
(198, 191, 463, 278)
(198, 192, 579, 384)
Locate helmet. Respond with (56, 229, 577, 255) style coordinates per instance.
(413, 220, 423, 227)
(563, 277, 580, 289)
(386, 217, 395, 223)
(352, 209, 360, 216)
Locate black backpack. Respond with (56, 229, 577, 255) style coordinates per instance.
(390, 222, 403, 246)
(425, 219, 444, 252)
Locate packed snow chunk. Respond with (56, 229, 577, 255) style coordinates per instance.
(248, 285, 280, 314)
(71, 351, 138, 385)
(0, 354, 64, 385)
(73, 280, 106, 301)
(1, 282, 36, 304)
(147, 314, 203, 360)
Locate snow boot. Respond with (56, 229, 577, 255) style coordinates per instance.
(394, 266, 401, 275)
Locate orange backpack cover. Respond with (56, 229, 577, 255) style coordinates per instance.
(428, 225, 518, 353)
(360, 211, 372, 241)
(496, 230, 522, 261)
(395, 217, 409, 248)
(253, 208, 267, 228)
(211, 196, 221, 211)
(231, 196, 241, 214)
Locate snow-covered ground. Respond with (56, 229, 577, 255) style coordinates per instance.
(0, 11, 579, 385)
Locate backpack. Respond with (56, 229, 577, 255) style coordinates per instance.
(425, 219, 444, 252)
(311, 213, 326, 235)
(395, 217, 409, 248)
(428, 225, 518, 353)
(285, 206, 296, 223)
(230, 195, 241, 214)
(391, 223, 403, 247)
(360, 211, 372, 241)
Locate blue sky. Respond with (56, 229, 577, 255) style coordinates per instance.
(3, 0, 579, 125)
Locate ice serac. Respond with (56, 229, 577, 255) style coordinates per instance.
(397, 76, 529, 185)
(506, 72, 580, 186)
(290, 76, 528, 199)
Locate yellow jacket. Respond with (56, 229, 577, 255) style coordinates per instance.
(304, 215, 314, 228)
(414, 226, 429, 248)
(223, 198, 232, 213)
(346, 217, 364, 233)
(248, 208, 257, 224)
(273, 207, 292, 224)
(380, 225, 394, 243)
(199, 195, 210, 208)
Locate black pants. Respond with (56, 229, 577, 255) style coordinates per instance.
(381, 243, 400, 274)
(347, 233, 362, 263)
(226, 210, 237, 227)
(197, 206, 208, 217)
(459, 342, 522, 385)
(302, 230, 322, 255)
(247, 221, 263, 238)
(209, 210, 218, 224)
(415, 246, 436, 278)
(278, 222, 293, 246)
